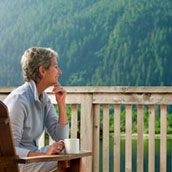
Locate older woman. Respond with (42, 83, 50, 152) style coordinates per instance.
(4, 47, 69, 171)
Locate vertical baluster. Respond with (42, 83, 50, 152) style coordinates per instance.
(103, 104, 109, 172)
(71, 104, 78, 138)
(137, 104, 143, 172)
(125, 104, 132, 172)
(114, 104, 120, 172)
(149, 105, 155, 172)
(49, 135, 54, 145)
(81, 94, 93, 172)
(160, 105, 167, 172)
(38, 132, 45, 149)
(93, 104, 100, 172)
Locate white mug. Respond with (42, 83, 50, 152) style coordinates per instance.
(64, 138, 79, 154)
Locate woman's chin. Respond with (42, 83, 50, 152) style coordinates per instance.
(52, 81, 60, 86)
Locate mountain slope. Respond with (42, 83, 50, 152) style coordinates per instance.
(0, 0, 171, 86)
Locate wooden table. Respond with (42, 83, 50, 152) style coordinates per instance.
(16, 151, 92, 172)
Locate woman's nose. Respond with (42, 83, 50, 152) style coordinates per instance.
(58, 68, 62, 75)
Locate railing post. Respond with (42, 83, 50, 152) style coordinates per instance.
(80, 94, 93, 172)
(160, 105, 167, 172)
(114, 104, 121, 172)
(93, 104, 100, 172)
(71, 104, 78, 138)
(38, 132, 45, 149)
(125, 104, 132, 172)
(149, 105, 155, 172)
(103, 104, 109, 172)
(137, 104, 143, 172)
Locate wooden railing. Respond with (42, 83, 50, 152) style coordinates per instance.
(0, 86, 172, 172)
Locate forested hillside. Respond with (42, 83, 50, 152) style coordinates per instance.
(0, 0, 171, 86)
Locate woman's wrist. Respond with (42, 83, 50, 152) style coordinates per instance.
(58, 114, 68, 125)
(58, 103, 68, 125)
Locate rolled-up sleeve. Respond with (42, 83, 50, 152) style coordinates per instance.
(45, 102, 69, 141)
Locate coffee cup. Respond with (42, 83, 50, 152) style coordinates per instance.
(64, 138, 79, 154)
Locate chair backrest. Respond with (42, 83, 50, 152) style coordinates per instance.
(0, 101, 19, 172)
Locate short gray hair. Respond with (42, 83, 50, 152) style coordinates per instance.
(21, 47, 58, 82)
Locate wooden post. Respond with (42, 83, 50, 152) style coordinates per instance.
(137, 105, 143, 172)
(80, 94, 93, 172)
(125, 104, 132, 172)
(38, 132, 45, 149)
(49, 136, 54, 145)
(114, 104, 120, 172)
(93, 104, 100, 172)
(149, 105, 155, 172)
(103, 104, 109, 172)
(71, 104, 78, 138)
(160, 105, 167, 172)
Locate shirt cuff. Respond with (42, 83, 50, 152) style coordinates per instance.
(55, 123, 69, 141)
(15, 146, 30, 157)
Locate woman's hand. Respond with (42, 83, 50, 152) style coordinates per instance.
(28, 141, 64, 156)
(52, 83, 68, 125)
(52, 83, 66, 104)
(46, 141, 64, 155)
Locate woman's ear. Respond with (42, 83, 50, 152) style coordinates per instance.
(39, 66, 46, 78)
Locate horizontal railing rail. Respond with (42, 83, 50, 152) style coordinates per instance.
(1, 86, 172, 172)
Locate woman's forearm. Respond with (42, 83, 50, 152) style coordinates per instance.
(28, 152, 46, 157)
(58, 102, 68, 125)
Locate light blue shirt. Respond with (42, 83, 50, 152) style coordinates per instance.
(4, 80, 69, 157)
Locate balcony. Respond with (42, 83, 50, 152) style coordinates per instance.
(0, 86, 172, 172)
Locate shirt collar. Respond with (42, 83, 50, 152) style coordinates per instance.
(28, 80, 46, 103)
(27, 80, 47, 104)
(27, 80, 39, 101)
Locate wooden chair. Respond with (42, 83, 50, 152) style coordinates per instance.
(0, 101, 91, 172)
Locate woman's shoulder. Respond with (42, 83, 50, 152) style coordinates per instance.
(4, 83, 31, 105)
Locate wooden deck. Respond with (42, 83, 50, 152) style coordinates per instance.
(0, 86, 172, 172)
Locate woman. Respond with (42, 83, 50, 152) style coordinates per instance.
(4, 47, 69, 171)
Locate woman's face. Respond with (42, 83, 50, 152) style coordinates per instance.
(44, 57, 62, 86)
